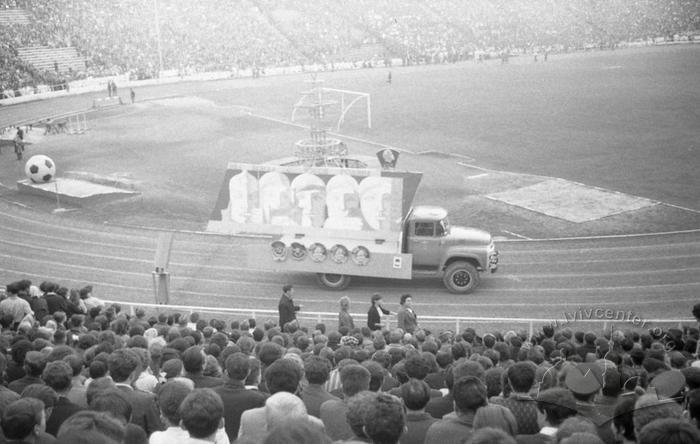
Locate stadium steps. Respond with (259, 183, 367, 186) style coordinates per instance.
(16, 46, 86, 75)
(0, 8, 31, 25)
(330, 44, 386, 63)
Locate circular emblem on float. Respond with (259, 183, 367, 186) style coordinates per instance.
(351, 246, 370, 265)
(290, 242, 307, 261)
(330, 244, 349, 264)
(309, 243, 327, 262)
(271, 241, 287, 261)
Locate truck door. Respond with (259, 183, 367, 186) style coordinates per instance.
(409, 221, 442, 268)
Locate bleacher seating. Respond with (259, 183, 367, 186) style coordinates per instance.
(1, 1, 699, 94)
(0, 8, 30, 25)
(16, 46, 86, 75)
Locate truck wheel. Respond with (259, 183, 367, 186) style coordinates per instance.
(316, 273, 352, 291)
(443, 261, 480, 294)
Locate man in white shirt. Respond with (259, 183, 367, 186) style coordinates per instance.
(0, 282, 33, 329)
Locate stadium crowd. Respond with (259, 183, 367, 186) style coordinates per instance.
(1, 0, 699, 93)
(1, 277, 700, 443)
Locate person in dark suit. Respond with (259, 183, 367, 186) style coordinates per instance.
(42, 361, 83, 436)
(278, 284, 300, 329)
(401, 379, 437, 444)
(320, 364, 371, 441)
(367, 293, 394, 331)
(108, 348, 163, 436)
(8, 351, 47, 395)
(214, 352, 267, 441)
(300, 355, 339, 418)
(182, 345, 223, 389)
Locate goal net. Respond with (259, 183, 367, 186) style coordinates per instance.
(291, 87, 371, 131)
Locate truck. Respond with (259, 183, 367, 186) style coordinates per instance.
(315, 205, 498, 293)
(207, 161, 498, 294)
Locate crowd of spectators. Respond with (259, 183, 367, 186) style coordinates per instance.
(1, 0, 699, 93)
(2, 277, 700, 443)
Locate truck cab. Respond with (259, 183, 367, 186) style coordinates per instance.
(404, 206, 498, 293)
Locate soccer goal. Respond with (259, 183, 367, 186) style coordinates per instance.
(291, 87, 371, 131)
(67, 112, 88, 135)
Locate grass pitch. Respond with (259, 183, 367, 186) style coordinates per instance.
(2, 45, 699, 238)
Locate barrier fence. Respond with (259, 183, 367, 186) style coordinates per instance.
(103, 300, 694, 338)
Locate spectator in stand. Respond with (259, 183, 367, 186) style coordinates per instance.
(367, 293, 393, 331)
(632, 393, 684, 438)
(320, 364, 371, 441)
(214, 352, 267, 441)
(426, 359, 485, 419)
(564, 363, 614, 443)
(424, 376, 487, 444)
(42, 281, 67, 316)
(400, 378, 437, 444)
(467, 428, 517, 444)
(363, 392, 406, 444)
(491, 362, 539, 435)
(151, 380, 230, 444)
(301, 355, 339, 418)
(63, 354, 87, 408)
(89, 389, 148, 444)
(396, 294, 418, 334)
(8, 351, 47, 394)
(389, 353, 443, 399)
(238, 358, 305, 441)
(516, 387, 578, 443)
(56, 410, 125, 444)
(0, 282, 34, 329)
(0, 398, 53, 444)
(265, 392, 326, 436)
(79, 286, 104, 312)
(473, 405, 518, 437)
(182, 345, 223, 388)
(177, 388, 226, 443)
(338, 296, 355, 331)
(42, 360, 83, 436)
(107, 348, 162, 435)
(637, 418, 700, 444)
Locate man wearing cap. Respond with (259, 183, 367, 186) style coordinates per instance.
(564, 363, 614, 443)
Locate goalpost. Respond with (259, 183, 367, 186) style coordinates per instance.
(67, 112, 88, 134)
(291, 87, 371, 131)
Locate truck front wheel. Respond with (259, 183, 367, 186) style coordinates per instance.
(443, 261, 480, 294)
(316, 273, 352, 291)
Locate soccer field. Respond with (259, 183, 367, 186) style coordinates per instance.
(2, 45, 699, 238)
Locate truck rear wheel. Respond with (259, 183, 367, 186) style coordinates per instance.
(316, 273, 352, 291)
(443, 261, 480, 294)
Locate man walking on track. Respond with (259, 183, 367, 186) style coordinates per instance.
(278, 284, 300, 329)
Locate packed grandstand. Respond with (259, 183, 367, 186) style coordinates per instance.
(1, 278, 700, 443)
(2, 0, 700, 94)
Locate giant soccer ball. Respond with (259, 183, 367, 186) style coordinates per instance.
(24, 155, 56, 183)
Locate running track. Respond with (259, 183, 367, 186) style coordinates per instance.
(1, 200, 697, 329)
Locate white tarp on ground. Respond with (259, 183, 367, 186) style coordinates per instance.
(486, 178, 657, 223)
